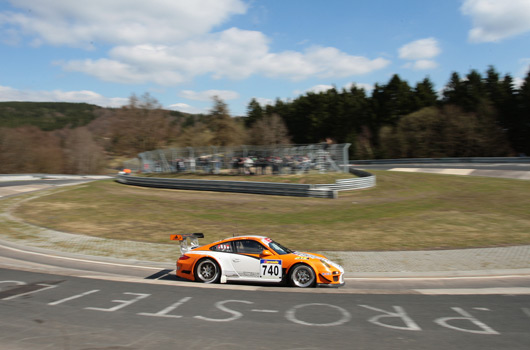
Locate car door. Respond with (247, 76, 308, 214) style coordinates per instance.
(208, 241, 239, 279)
(230, 239, 265, 280)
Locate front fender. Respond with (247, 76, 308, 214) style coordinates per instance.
(289, 260, 338, 285)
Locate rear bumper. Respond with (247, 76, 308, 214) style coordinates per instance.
(176, 261, 195, 281)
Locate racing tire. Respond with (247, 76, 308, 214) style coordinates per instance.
(194, 258, 221, 284)
(289, 264, 316, 288)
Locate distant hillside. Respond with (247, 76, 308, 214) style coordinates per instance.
(0, 102, 101, 131)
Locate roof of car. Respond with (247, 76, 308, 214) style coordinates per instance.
(207, 235, 270, 246)
(228, 235, 268, 240)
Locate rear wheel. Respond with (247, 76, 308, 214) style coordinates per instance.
(289, 264, 316, 288)
(194, 258, 220, 283)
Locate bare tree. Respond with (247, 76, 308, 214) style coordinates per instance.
(175, 122, 214, 147)
(108, 94, 178, 156)
(0, 127, 64, 173)
(62, 127, 105, 174)
(249, 114, 291, 145)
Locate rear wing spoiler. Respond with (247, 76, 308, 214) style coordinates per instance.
(170, 233, 204, 254)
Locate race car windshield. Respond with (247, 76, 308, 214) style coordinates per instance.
(268, 240, 294, 255)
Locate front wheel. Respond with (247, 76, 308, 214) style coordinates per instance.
(289, 264, 316, 288)
(194, 258, 221, 283)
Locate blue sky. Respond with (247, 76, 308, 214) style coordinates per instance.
(1, 0, 530, 116)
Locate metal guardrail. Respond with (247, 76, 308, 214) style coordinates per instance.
(313, 168, 376, 191)
(116, 168, 376, 199)
(313, 177, 376, 191)
(116, 175, 338, 198)
(350, 157, 530, 165)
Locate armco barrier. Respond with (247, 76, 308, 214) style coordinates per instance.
(313, 168, 376, 191)
(116, 168, 375, 199)
(313, 177, 375, 191)
(116, 175, 338, 198)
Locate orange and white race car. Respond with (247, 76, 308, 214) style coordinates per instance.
(171, 233, 345, 288)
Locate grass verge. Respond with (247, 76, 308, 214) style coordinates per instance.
(10, 171, 530, 251)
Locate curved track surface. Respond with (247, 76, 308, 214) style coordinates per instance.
(1, 174, 529, 349)
(354, 162, 530, 180)
(1, 267, 529, 350)
(1, 238, 530, 294)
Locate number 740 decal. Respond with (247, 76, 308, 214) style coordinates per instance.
(260, 259, 282, 279)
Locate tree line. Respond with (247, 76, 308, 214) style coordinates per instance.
(0, 94, 289, 174)
(247, 66, 530, 159)
(0, 66, 528, 174)
(0, 102, 99, 130)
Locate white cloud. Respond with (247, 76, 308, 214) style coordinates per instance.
(414, 59, 438, 70)
(518, 58, 530, 76)
(514, 77, 525, 88)
(179, 89, 240, 101)
(461, 0, 530, 43)
(59, 28, 390, 84)
(59, 58, 183, 85)
(167, 103, 207, 114)
(0, 85, 128, 107)
(514, 58, 530, 87)
(3, 1, 390, 85)
(399, 38, 441, 60)
(254, 97, 274, 106)
(399, 38, 440, 70)
(1, 0, 248, 47)
(403, 59, 439, 70)
(262, 46, 390, 80)
(58, 28, 270, 84)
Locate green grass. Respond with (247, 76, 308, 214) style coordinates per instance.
(10, 171, 530, 251)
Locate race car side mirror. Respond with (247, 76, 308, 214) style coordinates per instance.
(260, 250, 273, 257)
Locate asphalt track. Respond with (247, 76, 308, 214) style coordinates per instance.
(0, 170, 529, 294)
(1, 267, 529, 350)
(0, 170, 529, 349)
(354, 162, 530, 180)
(355, 163, 530, 171)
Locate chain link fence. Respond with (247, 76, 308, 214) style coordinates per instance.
(133, 143, 351, 175)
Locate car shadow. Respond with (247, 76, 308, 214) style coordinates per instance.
(144, 269, 178, 281)
(143, 269, 290, 288)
